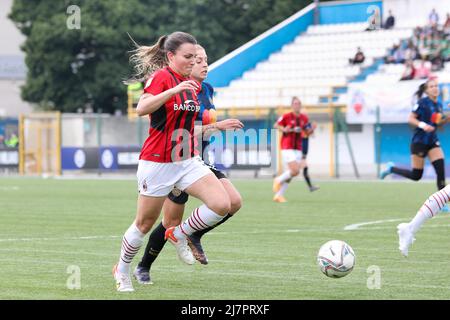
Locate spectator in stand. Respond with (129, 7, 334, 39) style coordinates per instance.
(349, 47, 365, 65)
(383, 10, 395, 29)
(414, 60, 431, 80)
(366, 7, 381, 31)
(428, 33, 444, 70)
(385, 44, 397, 63)
(418, 34, 431, 60)
(444, 13, 450, 35)
(429, 8, 439, 28)
(400, 60, 416, 81)
(404, 40, 418, 61)
(442, 40, 450, 62)
(411, 27, 422, 47)
(392, 43, 406, 64)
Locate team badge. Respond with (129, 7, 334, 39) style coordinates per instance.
(142, 180, 147, 192)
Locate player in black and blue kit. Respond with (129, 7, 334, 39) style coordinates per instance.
(133, 45, 244, 284)
(301, 121, 319, 192)
(380, 78, 449, 194)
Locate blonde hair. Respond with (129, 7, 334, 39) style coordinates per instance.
(126, 31, 197, 84)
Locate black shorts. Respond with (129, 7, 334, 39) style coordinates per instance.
(410, 142, 440, 158)
(167, 165, 227, 205)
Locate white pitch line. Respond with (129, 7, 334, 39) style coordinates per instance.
(0, 186, 19, 191)
(344, 219, 405, 231)
(0, 235, 120, 242)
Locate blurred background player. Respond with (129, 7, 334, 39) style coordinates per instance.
(272, 96, 309, 202)
(133, 45, 243, 284)
(113, 32, 237, 292)
(301, 120, 319, 192)
(380, 78, 449, 205)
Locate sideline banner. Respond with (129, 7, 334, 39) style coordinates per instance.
(346, 80, 450, 124)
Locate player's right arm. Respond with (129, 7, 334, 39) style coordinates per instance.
(274, 124, 292, 133)
(408, 111, 434, 132)
(274, 115, 291, 133)
(136, 80, 199, 116)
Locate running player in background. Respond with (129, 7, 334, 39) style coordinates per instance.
(133, 45, 243, 284)
(301, 119, 319, 192)
(380, 78, 449, 196)
(113, 32, 239, 292)
(272, 96, 309, 202)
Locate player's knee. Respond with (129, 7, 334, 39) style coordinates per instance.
(229, 193, 243, 215)
(209, 198, 231, 216)
(162, 217, 182, 228)
(411, 169, 423, 181)
(290, 169, 300, 177)
(135, 218, 155, 234)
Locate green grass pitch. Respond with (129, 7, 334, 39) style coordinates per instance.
(1, 177, 449, 299)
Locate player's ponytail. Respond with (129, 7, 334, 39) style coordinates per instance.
(125, 35, 168, 84)
(415, 81, 428, 100)
(125, 32, 196, 84)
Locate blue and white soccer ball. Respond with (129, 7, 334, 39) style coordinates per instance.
(317, 240, 355, 278)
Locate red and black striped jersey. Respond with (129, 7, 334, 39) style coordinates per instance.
(277, 112, 309, 150)
(140, 67, 201, 163)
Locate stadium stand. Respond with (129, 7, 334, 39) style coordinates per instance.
(214, 21, 414, 108)
(338, 13, 450, 104)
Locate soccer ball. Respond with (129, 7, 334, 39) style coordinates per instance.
(317, 240, 355, 278)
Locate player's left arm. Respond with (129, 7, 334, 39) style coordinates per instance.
(200, 85, 244, 135)
(301, 114, 316, 136)
(435, 104, 450, 127)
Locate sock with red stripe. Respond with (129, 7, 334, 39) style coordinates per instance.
(173, 204, 224, 239)
(191, 214, 232, 239)
(409, 185, 450, 234)
(117, 223, 144, 274)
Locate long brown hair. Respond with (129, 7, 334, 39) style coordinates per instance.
(415, 81, 429, 100)
(126, 31, 197, 84)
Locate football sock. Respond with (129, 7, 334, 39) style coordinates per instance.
(409, 185, 450, 234)
(276, 182, 289, 197)
(431, 159, 446, 190)
(174, 204, 224, 239)
(391, 167, 423, 181)
(190, 214, 232, 239)
(118, 223, 144, 274)
(277, 170, 292, 184)
(303, 167, 313, 188)
(138, 222, 167, 271)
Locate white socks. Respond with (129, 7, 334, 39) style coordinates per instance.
(409, 186, 450, 234)
(277, 170, 292, 184)
(118, 223, 144, 273)
(276, 182, 289, 197)
(174, 204, 224, 239)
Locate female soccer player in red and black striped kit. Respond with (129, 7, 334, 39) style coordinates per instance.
(113, 32, 240, 292)
(272, 97, 314, 202)
(133, 45, 244, 284)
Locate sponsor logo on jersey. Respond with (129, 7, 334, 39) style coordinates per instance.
(173, 100, 200, 112)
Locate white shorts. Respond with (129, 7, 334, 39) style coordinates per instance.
(282, 149, 303, 166)
(137, 156, 212, 197)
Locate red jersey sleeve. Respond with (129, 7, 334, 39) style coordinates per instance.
(276, 114, 287, 127)
(143, 69, 168, 95)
